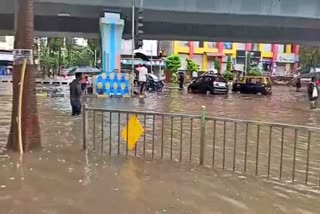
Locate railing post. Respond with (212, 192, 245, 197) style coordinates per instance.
(200, 106, 206, 165)
(82, 104, 88, 151)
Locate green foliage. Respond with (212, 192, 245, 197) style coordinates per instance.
(226, 56, 232, 71)
(247, 67, 262, 76)
(300, 46, 320, 70)
(171, 72, 178, 83)
(214, 58, 221, 71)
(38, 37, 100, 76)
(186, 58, 200, 72)
(245, 53, 252, 73)
(166, 54, 181, 73)
(223, 70, 233, 81)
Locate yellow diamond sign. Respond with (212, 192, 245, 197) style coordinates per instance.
(121, 115, 144, 151)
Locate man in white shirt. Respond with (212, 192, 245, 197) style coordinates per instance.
(136, 64, 148, 95)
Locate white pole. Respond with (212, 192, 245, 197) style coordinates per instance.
(94, 49, 97, 67)
(150, 44, 153, 73)
(244, 50, 248, 76)
(131, 0, 135, 95)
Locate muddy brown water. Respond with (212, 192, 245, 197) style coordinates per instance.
(1, 84, 320, 213)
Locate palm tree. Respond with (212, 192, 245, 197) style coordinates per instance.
(7, 0, 41, 151)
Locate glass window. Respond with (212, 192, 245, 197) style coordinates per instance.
(278, 44, 285, 53)
(237, 43, 246, 50)
(216, 76, 226, 83)
(195, 77, 203, 83)
(224, 42, 233, 49)
(208, 42, 217, 48)
(178, 41, 189, 47)
(262, 44, 272, 52)
(202, 76, 212, 82)
(253, 43, 259, 51)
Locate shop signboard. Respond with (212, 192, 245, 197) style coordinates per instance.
(277, 53, 295, 63)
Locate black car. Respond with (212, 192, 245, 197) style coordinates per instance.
(232, 76, 272, 95)
(187, 75, 229, 95)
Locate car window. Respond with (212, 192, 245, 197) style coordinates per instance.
(202, 77, 212, 82)
(216, 76, 226, 83)
(256, 78, 262, 84)
(195, 77, 203, 83)
(247, 78, 263, 84)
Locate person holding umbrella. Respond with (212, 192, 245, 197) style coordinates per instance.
(70, 72, 83, 116)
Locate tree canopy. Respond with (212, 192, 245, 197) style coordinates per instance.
(186, 58, 200, 72)
(38, 37, 100, 76)
(166, 54, 181, 73)
(300, 46, 320, 71)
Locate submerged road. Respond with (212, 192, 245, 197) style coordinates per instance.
(0, 84, 320, 213)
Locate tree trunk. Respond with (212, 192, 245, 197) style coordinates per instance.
(7, 0, 41, 151)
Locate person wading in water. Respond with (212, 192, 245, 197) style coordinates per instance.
(70, 72, 83, 116)
(308, 77, 319, 109)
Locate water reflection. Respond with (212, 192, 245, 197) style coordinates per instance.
(119, 158, 142, 199)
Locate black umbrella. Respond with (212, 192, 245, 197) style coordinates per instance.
(134, 50, 150, 61)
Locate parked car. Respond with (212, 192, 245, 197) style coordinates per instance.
(187, 75, 228, 95)
(232, 76, 272, 95)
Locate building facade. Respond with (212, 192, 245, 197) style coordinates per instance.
(171, 41, 300, 75)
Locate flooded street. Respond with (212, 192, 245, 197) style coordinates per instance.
(1, 83, 320, 213)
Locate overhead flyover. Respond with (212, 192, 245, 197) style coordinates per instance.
(1, 0, 320, 44)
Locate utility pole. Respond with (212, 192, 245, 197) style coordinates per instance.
(7, 0, 41, 151)
(131, 0, 135, 95)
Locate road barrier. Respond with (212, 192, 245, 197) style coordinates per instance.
(82, 104, 320, 187)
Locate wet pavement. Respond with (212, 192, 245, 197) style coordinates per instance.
(1, 83, 320, 213)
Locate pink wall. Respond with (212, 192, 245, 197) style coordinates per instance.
(292, 45, 300, 55)
(271, 44, 278, 62)
(217, 42, 224, 53)
(189, 41, 194, 59)
(245, 43, 252, 51)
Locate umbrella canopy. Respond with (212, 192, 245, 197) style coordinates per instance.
(68, 66, 101, 76)
(134, 49, 150, 61)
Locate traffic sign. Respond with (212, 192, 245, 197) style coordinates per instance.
(121, 115, 144, 151)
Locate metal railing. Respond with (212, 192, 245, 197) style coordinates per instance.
(82, 104, 320, 187)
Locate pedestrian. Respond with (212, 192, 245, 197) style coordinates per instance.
(81, 75, 88, 94)
(307, 77, 319, 109)
(136, 64, 148, 96)
(296, 78, 301, 92)
(178, 70, 185, 90)
(70, 72, 83, 116)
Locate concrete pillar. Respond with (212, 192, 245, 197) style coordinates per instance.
(271, 44, 278, 73)
(95, 13, 130, 97)
(285, 44, 292, 53)
(202, 54, 208, 71)
(189, 41, 194, 59)
(217, 42, 224, 53)
(245, 43, 252, 51)
(292, 45, 300, 55)
(217, 42, 224, 70)
(100, 13, 124, 72)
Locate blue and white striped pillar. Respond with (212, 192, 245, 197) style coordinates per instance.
(100, 13, 124, 73)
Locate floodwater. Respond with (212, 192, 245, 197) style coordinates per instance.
(1, 83, 320, 213)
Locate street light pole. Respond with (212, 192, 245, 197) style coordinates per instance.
(131, 0, 135, 95)
(244, 50, 248, 75)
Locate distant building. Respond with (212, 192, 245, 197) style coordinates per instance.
(160, 41, 300, 75)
